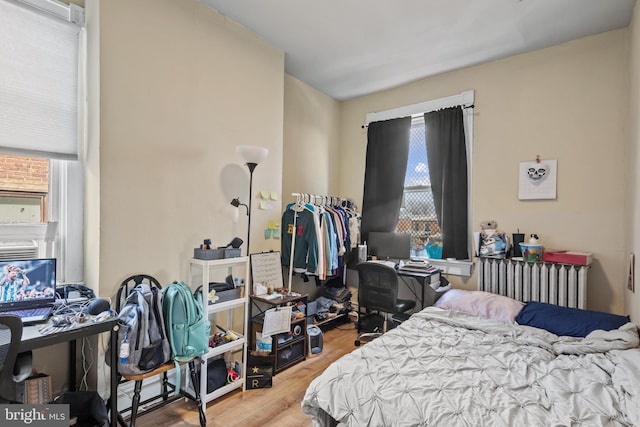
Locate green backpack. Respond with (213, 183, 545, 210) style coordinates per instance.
(162, 281, 210, 390)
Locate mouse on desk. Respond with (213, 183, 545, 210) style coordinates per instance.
(87, 298, 111, 315)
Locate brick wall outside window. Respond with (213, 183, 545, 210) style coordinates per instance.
(0, 154, 49, 193)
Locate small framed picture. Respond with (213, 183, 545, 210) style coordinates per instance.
(628, 253, 635, 292)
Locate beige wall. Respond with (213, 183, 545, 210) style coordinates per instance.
(626, 3, 640, 321)
(93, 0, 284, 299)
(337, 30, 630, 315)
(283, 75, 341, 200)
(282, 75, 341, 298)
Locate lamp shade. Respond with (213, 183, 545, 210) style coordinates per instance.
(237, 145, 269, 165)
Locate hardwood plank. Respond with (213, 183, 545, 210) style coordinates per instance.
(133, 323, 358, 427)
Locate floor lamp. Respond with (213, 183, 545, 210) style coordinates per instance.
(232, 145, 269, 256)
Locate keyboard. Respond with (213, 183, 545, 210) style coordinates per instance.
(3, 306, 52, 323)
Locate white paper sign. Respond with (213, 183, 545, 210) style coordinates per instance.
(519, 159, 557, 200)
(262, 306, 292, 337)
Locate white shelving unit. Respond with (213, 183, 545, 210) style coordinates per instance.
(189, 256, 250, 404)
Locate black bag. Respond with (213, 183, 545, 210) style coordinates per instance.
(58, 391, 108, 427)
(208, 274, 235, 292)
(207, 358, 228, 393)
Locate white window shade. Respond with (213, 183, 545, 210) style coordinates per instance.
(0, 0, 80, 160)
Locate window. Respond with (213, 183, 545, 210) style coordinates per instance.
(364, 90, 474, 275)
(0, 154, 49, 223)
(0, 0, 85, 282)
(398, 118, 442, 258)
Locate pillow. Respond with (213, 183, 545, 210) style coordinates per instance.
(433, 289, 524, 323)
(515, 301, 630, 338)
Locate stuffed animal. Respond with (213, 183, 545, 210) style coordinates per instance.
(479, 220, 508, 258)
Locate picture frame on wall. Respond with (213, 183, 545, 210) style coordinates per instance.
(518, 158, 557, 200)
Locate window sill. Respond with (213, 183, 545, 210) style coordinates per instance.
(0, 223, 47, 240)
(422, 258, 474, 277)
(0, 222, 57, 241)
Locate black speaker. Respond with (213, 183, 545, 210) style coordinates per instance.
(512, 233, 525, 257)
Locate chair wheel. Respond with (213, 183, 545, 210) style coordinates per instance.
(354, 340, 361, 346)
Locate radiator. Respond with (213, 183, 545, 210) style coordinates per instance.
(477, 258, 588, 309)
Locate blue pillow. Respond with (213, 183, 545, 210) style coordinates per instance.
(515, 301, 630, 338)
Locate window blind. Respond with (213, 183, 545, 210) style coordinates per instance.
(0, 0, 81, 160)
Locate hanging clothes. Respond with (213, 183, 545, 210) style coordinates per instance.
(281, 194, 360, 285)
(281, 202, 320, 275)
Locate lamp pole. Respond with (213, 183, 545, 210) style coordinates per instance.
(246, 162, 257, 256)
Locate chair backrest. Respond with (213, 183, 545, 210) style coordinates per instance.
(112, 274, 171, 375)
(0, 315, 22, 402)
(116, 274, 162, 312)
(356, 262, 400, 314)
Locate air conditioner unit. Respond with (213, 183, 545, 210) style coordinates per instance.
(0, 240, 39, 260)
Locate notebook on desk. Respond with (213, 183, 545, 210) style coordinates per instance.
(0, 258, 57, 325)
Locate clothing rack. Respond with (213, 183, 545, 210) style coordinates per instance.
(287, 192, 356, 291)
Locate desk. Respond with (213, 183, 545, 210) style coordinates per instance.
(397, 269, 441, 309)
(20, 318, 119, 427)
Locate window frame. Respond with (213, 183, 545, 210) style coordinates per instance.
(0, 190, 48, 223)
(0, 0, 85, 282)
(365, 90, 474, 276)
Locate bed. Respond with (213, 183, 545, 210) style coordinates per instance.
(301, 290, 640, 426)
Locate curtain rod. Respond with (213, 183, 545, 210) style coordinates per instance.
(292, 192, 345, 205)
(361, 103, 474, 129)
(362, 90, 475, 129)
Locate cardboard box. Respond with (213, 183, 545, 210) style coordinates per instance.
(17, 374, 52, 404)
(543, 250, 593, 266)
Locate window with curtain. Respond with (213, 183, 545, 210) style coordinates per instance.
(362, 91, 473, 272)
(0, 0, 85, 282)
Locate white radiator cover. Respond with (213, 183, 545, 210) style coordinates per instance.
(477, 258, 588, 309)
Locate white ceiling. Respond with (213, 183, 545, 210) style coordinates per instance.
(202, 0, 636, 101)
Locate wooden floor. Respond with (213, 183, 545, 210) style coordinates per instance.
(134, 322, 359, 427)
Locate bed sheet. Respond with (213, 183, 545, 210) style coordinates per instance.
(302, 307, 640, 426)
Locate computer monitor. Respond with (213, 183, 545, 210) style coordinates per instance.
(0, 258, 56, 309)
(367, 232, 411, 261)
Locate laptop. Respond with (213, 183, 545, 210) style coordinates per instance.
(0, 258, 56, 325)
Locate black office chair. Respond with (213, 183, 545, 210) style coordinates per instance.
(355, 262, 416, 346)
(112, 275, 205, 427)
(0, 314, 33, 403)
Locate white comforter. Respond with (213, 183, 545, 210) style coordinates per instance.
(302, 307, 640, 426)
